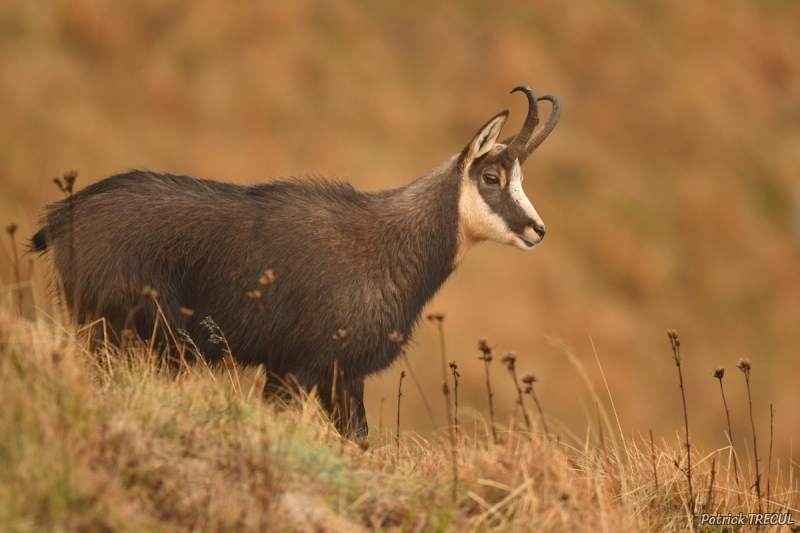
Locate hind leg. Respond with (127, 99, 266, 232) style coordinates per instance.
(347, 379, 368, 439)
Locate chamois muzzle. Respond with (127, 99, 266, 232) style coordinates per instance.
(505, 86, 561, 164)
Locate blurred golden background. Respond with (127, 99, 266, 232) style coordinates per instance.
(1, 1, 799, 460)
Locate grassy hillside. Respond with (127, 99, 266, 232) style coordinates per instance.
(1, 0, 799, 506)
(0, 306, 796, 532)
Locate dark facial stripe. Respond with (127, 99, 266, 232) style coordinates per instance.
(468, 157, 534, 235)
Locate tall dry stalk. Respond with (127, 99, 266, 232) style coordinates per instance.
(144, 287, 183, 356)
(737, 357, 761, 512)
(4, 223, 23, 315)
(53, 171, 78, 332)
(649, 429, 660, 507)
(332, 328, 348, 435)
(501, 353, 531, 433)
(395, 370, 406, 448)
(178, 307, 195, 361)
(522, 372, 549, 441)
(391, 330, 438, 431)
(668, 328, 694, 517)
(378, 397, 385, 441)
(704, 457, 717, 514)
(248, 268, 276, 385)
(339, 368, 349, 445)
(449, 360, 460, 435)
(330, 358, 339, 423)
(477, 337, 498, 445)
(426, 313, 458, 503)
(596, 400, 613, 484)
(427, 314, 453, 428)
(767, 403, 774, 507)
(713, 366, 739, 485)
(401, 350, 438, 429)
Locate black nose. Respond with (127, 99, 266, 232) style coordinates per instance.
(533, 224, 546, 239)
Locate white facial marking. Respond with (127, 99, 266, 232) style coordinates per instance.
(508, 162, 542, 226)
(507, 161, 545, 249)
(457, 177, 514, 264)
(456, 160, 546, 265)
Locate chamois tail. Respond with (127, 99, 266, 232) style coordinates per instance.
(29, 227, 48, 253)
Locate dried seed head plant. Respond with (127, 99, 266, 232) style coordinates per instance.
(390, 329, 436, 431)
(737, 357, 762, 512)
(4, 223, 23, 315)
(449, 360, 460, 434)
(501, 352, 532, 433)
(477, 336, 498, 445)
(51, 171, 79, 331)
(767, 402, 774, 509)
(395, 370, 406, 448)
(426, 312, 457, 502)
(668, 328, 695, 518)
(713, 365, 740, 485)
(259, 269, 275, 286)
(522, 372, 549, 441)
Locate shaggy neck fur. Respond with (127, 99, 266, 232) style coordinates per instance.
(372, 159, 462, 330)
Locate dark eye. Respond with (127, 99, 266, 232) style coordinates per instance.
(483, 174, 499, 186)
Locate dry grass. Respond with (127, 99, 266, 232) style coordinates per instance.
(1, 2, 800, 529)
(0, 297, 796, 532)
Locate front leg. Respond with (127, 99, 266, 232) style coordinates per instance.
(347, 379, 368, 439)
(316, 376, 368, 440)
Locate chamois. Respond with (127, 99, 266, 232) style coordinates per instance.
(31, 86, 560, 437)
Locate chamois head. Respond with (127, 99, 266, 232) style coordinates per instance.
(457, 86, 560, 257)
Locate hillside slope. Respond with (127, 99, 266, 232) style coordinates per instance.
(1, 0, 799, 459)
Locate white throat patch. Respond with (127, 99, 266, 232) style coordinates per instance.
(456, 180, 511, 265)
(508, 162, 542, 224)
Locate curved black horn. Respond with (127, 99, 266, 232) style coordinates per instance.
(505, 86, 539, 161)
(518, 94, 561, 163)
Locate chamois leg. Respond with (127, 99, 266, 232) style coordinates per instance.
(316, 377, 368, 439)
(347, 379, 368, 439)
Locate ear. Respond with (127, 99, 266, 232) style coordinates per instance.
(464, 109, 509, 162)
